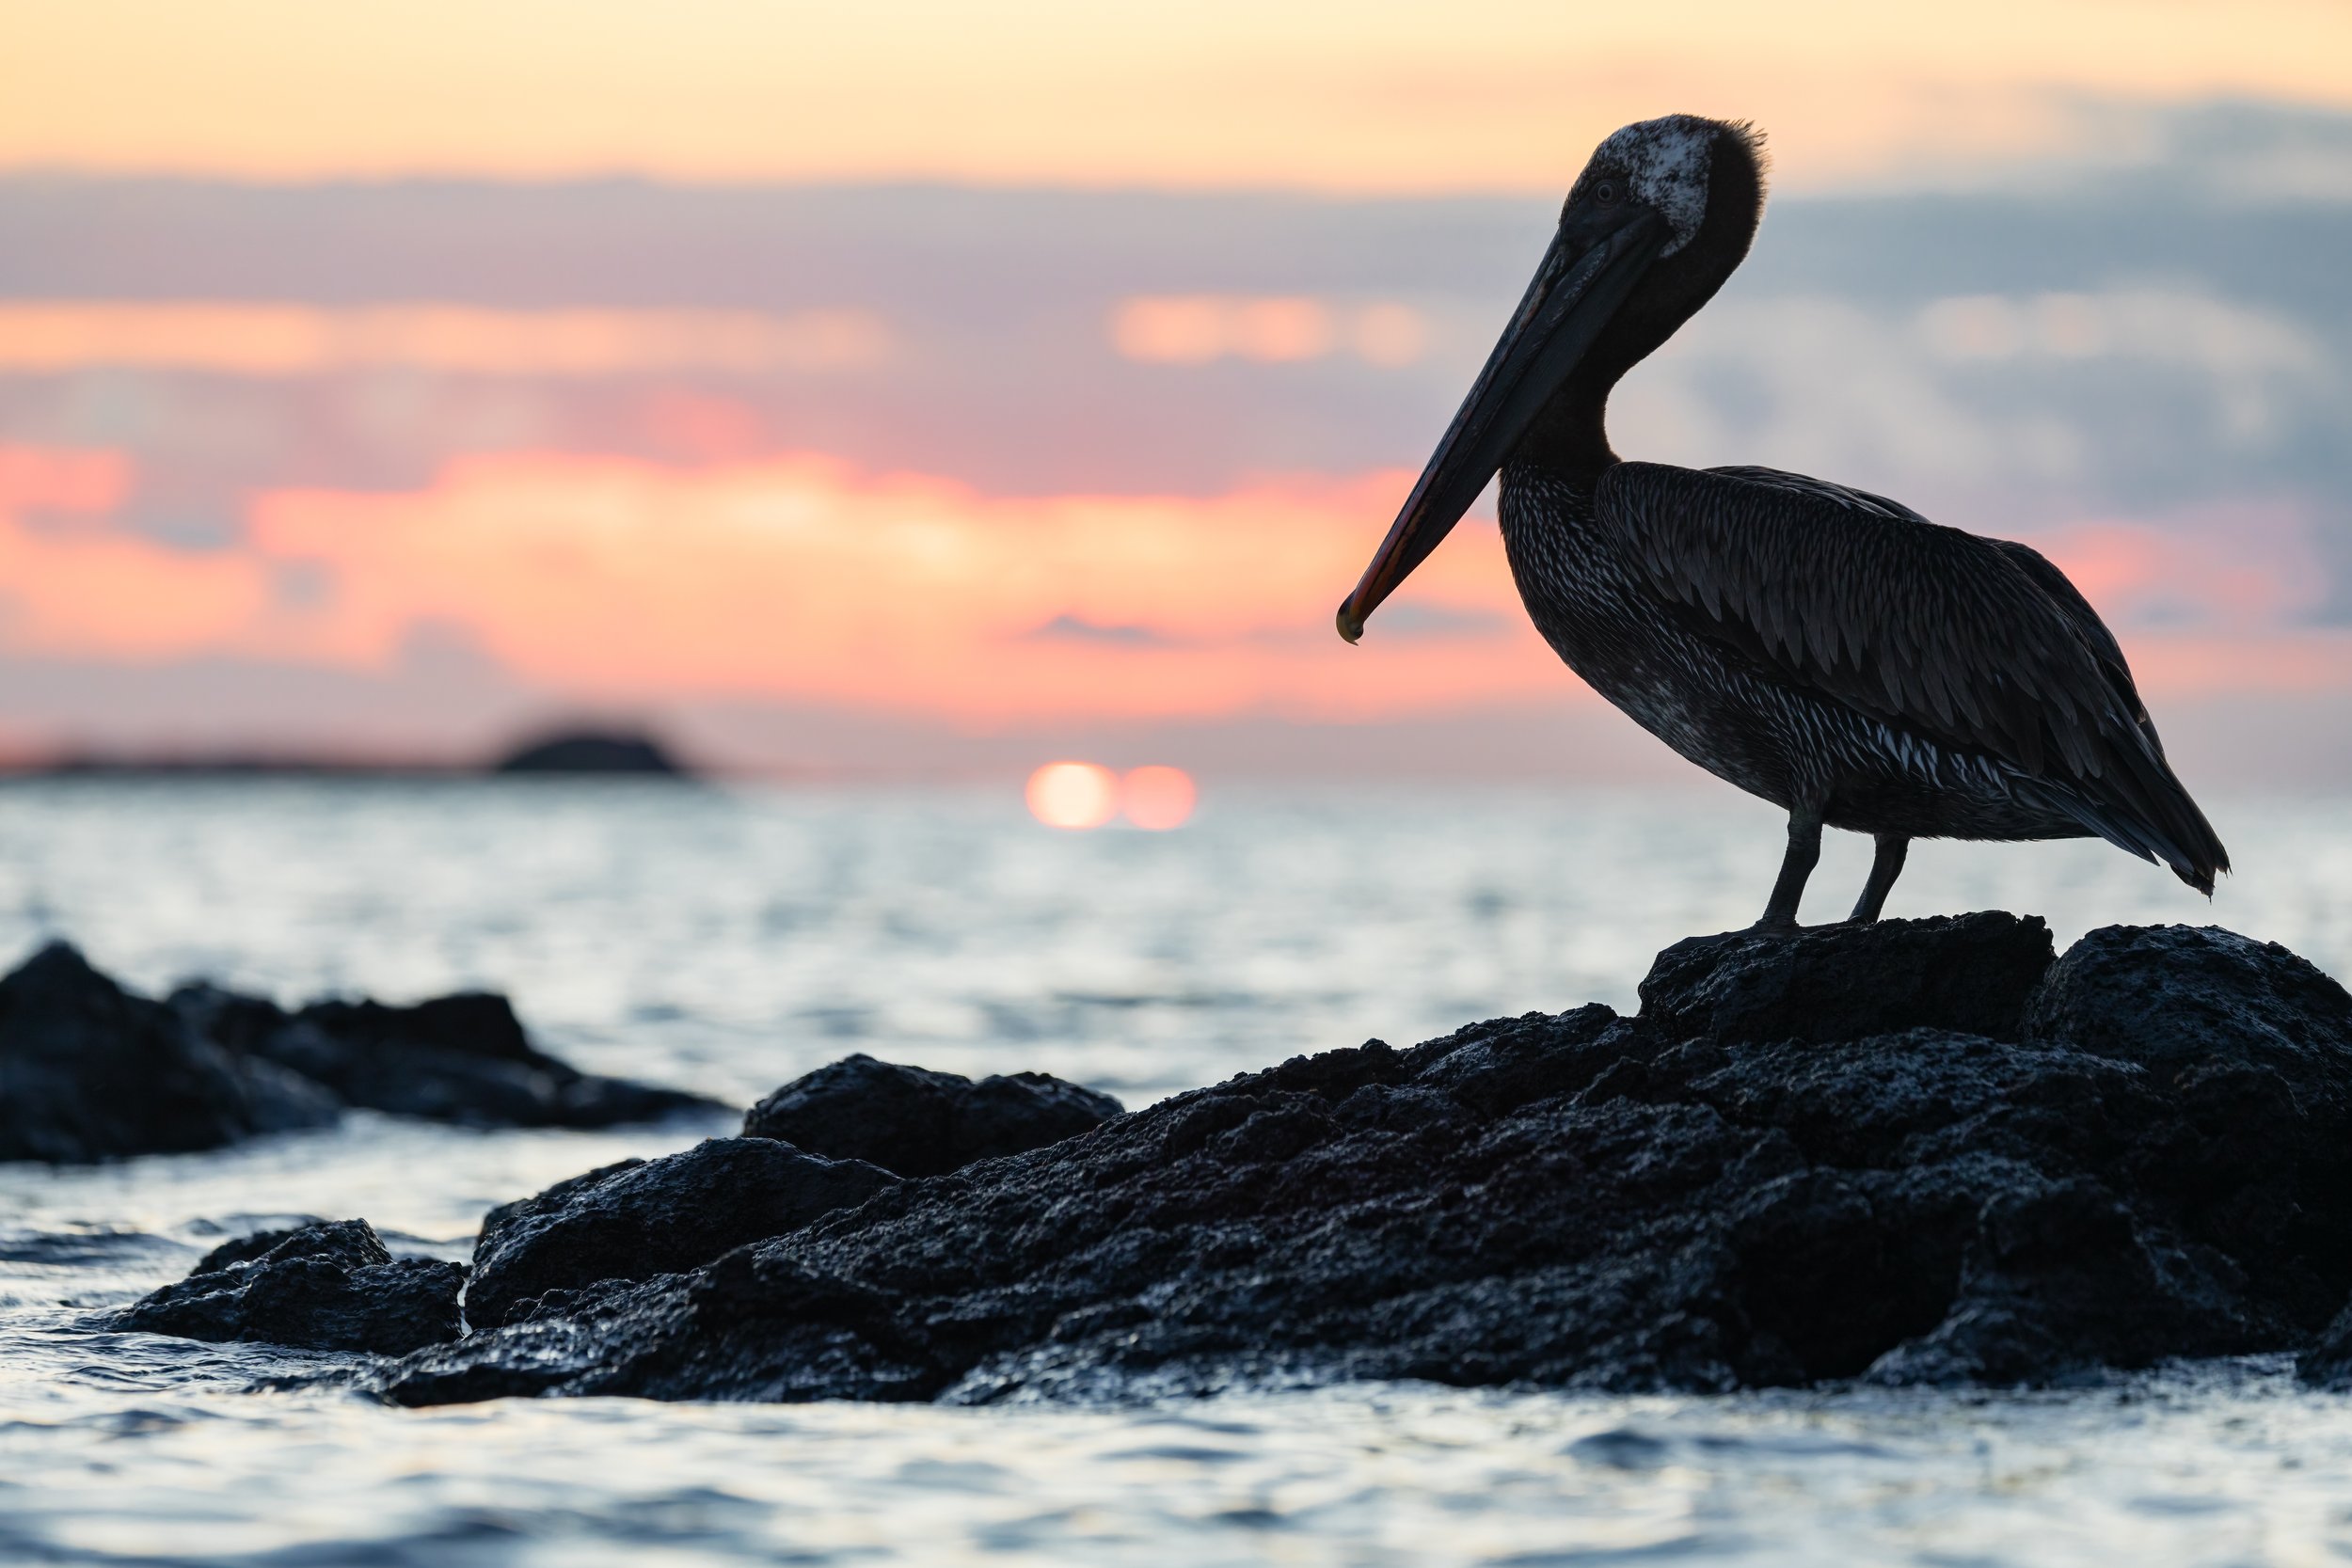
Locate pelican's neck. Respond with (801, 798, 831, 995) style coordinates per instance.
(1511, 135, 1765, 488)
(1512, 379, 1619, 483)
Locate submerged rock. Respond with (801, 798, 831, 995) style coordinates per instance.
(465, 1139, 899, 1328)
(374, 914, 2352, 1406)
(0, 942, 340, 1162)
(742, 1054, 1125, 1177)
(108, 1219, 465, 1355)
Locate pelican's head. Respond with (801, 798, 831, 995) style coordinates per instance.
(1336, 116, 1768, 642)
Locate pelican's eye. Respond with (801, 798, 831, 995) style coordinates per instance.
(1593, 178, 1624, 207)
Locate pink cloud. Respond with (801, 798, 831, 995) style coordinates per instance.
(2036, 509, 2326, 630)
(6, 446, 2348, 731)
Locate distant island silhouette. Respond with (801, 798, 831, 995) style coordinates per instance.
(14, 725, 695, 780)
(491, 730, 688, 776)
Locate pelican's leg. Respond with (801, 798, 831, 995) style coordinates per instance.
(1847, 833, 1909, 924)
(1751, 806, 1822, 932)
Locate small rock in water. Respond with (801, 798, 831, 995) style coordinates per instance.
(364, 917, 2352, 1406)
(173, 982, 725, 1131)
(464, 1139, 899, 1328)
(0, 937, 728, 1163)
(1567, 1428, 1672, 1470)
(0, 942, 340, 1163)
(107, 1219, 466, 1356)
(742, 1053, 1123, 1177)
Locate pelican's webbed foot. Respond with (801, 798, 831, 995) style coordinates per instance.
(1739, 914, 1807, 936)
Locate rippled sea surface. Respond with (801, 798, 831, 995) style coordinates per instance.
(5, 777, 2351, 1566)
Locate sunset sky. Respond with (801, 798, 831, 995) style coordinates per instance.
(8, 2, 2352, 189)
(2, 3, 2349, 779)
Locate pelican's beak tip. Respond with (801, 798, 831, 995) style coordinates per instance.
(1335, 605, 1364, 644)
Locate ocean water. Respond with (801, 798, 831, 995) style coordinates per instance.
(3, 777, 2350, 1566)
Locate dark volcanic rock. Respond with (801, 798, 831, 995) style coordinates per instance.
(742, 1054, 1124, 1177)
(110, 1219, 465, 1355)
(171, 980, 724, 1130)
(465, 1139, 899, 1328)
(373, 918, 2352, 1406)
(193, 1220, 331, 1275)
(1640, 911, 2054, 1044)
(2027, 924, 2352, 1081)
(0, 942, 340, 1162)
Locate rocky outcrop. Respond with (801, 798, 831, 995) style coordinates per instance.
(107, 1219, 466, 1355)
(742, 1054, 1124, 1177)
(457, 1054, 1122, 1328)
(464, 1140, 899, 1328)
(0, 942, 340, 1162)
(370, 915, 2352, 1406)
(0, 938, 725, 1162)
(1640, 911, 2054, 1045)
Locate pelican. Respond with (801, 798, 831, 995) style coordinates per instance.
(1336, 115, 2227, 929)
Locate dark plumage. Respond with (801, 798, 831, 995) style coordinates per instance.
(1338, 114, 2226, 928)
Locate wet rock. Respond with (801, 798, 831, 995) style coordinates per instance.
(2296, 1299, 2352, 1388)
(465, 1139, 898, 1328)
(373, 918, 2352, 1406)
(0, 942, 340, 1163)
(192, 1219, 330, 1275)
(2026, 924, 2352, 1085)
(742, 1054, 1124, 1177)
(109, 1219, 465, 1355)
(2028, 924, 2352, 1335)
(1, 936, 726, 1161)
(171, 979, 725, 1130)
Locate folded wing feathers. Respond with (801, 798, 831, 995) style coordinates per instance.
(1610, 466, 2132, 785)
(1600, 462, 2226, 889)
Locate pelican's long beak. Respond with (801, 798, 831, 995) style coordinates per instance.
(1336, 208, 1668, 642)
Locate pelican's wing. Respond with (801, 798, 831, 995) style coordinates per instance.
(1984, 536, 2152, 733)
(1597, 461, 2227, 885)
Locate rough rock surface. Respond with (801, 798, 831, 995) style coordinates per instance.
(465, 1139, 900, 1328)
(2297, 1304, 2352, 1388)
(172, 983, 723, 1130)
(372, 915, 2352, 1406)
(0, 942, 340, 1162)
(108, 1219, 466, 1355)
(742, 1054, 1125, 1177)
(1641, 911, 2054, 1045)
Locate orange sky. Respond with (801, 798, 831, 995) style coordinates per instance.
(3, 444, 2344, 734)
(6, 1, 2351, 190)
(0, 304, 891, 376)
(2, 7, 2347, 765)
